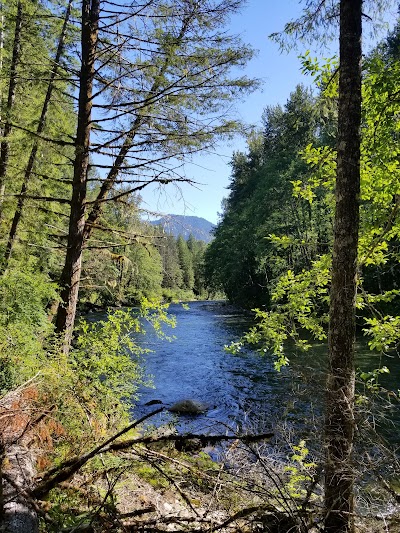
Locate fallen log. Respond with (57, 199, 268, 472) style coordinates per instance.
(34, 408, 273, 500)
(0, 379, 42, 533)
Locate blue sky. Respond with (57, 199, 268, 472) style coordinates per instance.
(139, 0, 396, 225)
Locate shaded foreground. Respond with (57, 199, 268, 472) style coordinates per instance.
(1, 384, 400, 532)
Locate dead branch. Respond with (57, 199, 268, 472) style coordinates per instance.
(107, 431, 275, 453)
(32, 408, 164, 498)
(33, 415, 273, 500)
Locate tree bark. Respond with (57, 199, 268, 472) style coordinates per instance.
(2, 0, 72, 268)
(324, 1, 362, 532)
(2, 445, 38, 533)
(0, 384, 41, 533)
(0, 1, 22, 218)
(55, 0, 100, 351)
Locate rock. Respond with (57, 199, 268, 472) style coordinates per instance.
(163, 502, 174, 513)
(169, 399, 209, 415)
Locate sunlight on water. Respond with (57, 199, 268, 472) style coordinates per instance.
(133, 301, 400, 450)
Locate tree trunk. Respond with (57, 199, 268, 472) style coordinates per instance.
(2, 445, 38, 533)
(82, 14, 193, 243)
(0, 385, 40, 533)
(3, 0, 72, 268)
(55, 0, 100, 351)
(0, 3, 4, 136)
(324, 1, 362, 532)
(0, 1, 22, 218)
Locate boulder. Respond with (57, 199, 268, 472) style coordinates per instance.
(169, 399, 209, 415)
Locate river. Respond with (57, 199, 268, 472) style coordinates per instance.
(133, 300, 400, 449)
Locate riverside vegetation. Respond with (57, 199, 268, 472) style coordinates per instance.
(1, 0, 400, 532)
(205, 3, 400, 532)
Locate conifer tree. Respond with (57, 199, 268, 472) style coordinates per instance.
(0, 0, 22, 215)
(55, 0, 257, 349)
(177, 235, 194, 290)
(2, 0, 73, 267)
(55, 0, 100, 349)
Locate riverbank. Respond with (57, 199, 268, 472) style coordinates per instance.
(20, 302, 397, 533)
(77, 289, 225, 316)
(2, 298, 400, 531)
(45, 427, 400, 532)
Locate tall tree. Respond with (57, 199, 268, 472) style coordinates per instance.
(2, 0, 73, 267)
(55, 0, 100, 349)
(0, 0, 75, 277)
(0, 0, 22, 215)
(324, 1, 362, 531)
(55, 0, 256, 349)
(204, 86, 324, 308)
(187, 234, 206, 295)
(158, 233, 184, 291)
(177, 235, 194, 290)
(208, 1, 372, 528)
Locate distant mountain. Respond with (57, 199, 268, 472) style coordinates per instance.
(150, 214, 215, 243)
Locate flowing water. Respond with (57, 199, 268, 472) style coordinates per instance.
(133, 300, 400, 448)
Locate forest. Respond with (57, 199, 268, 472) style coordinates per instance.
(0, 0, 400, 531)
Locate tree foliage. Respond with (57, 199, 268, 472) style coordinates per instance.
(206, 19, 400, 355)
(205, 85, 332, 308)
(0, 0, 254, 526)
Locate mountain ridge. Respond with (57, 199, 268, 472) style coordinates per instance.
(150, 214, 215, 243)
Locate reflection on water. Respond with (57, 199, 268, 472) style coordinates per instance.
(133, 301, 400, 448)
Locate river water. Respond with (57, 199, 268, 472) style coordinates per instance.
(133, 300, 400, 449)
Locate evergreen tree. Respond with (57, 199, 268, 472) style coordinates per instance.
(0, 0, 76, 275)
(54, 0, 257, 349)
(177, 235, 194, 291)
(3, 0, 73, 267)
(187, 234, 207, 296)
(205, 86, 327, 307)
(0, 0, 22, 215)
(55, 0, 100, 351)
(80, 194, 163, 305)
(158, 233, 184, 291)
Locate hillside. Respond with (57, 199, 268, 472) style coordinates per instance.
(150, 214, 215, 243)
